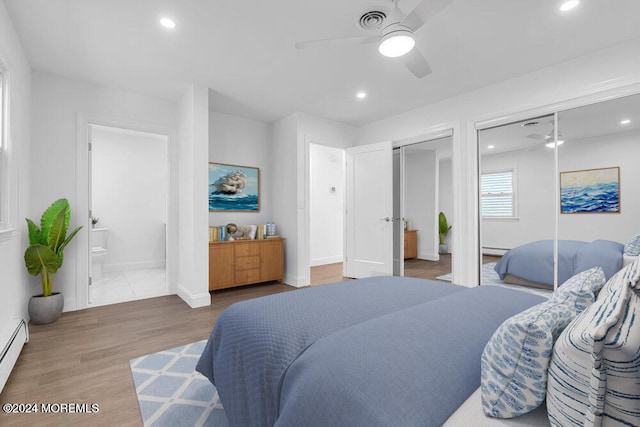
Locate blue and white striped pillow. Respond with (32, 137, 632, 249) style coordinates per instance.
(547, 259, 640, 427)
(624, 233, 640, 256)
(480, 267, 605, 418)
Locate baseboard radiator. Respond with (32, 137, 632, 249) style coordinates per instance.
(0, 318, 28, 393)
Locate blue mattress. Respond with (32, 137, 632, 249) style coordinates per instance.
(196, 276, 545, 426)
(494, 239, 624, 287)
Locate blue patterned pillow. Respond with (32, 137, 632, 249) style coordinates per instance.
(547, 260, 640, 427)
(552, 267, 606, 311)
(481, 268, 605, 418)
(624, 234, 640, 256)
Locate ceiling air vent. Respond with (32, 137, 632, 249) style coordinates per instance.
(355, 7, 390, 30)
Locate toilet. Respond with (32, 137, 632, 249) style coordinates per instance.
(91, 228, 108, 282)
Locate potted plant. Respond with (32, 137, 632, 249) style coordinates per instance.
(24, 198, 83, 325)
(438, 211, 452, 254)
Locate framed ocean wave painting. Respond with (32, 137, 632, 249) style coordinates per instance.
(209, 162, 260, 212)
(560, 166, 620, 214)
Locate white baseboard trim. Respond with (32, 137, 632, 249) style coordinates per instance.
(176, 283, 211, 308)
(103, 259, 166, 273)
(63, 298, 76, 312)
(310, 256, 343, 267)
(284, 273, 308, 288)
(418, 252, 439, 261)
(482, 248, 508, 256)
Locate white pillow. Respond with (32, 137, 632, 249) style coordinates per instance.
(481, 267, 605, 418)
(546, 259, 640, 426)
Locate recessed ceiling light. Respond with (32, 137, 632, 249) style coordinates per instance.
(620, 119, 631, 125)
(560, 0, 580, 12)
(356, 92, 367, 99)
(487, 145, 495, 149)
(160, 17, 176, 29)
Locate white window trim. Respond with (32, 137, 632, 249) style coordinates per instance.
(481, 167, 519, 220)
(0, 55, 17, 238)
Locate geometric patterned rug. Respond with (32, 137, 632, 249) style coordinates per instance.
(130, 341, 229, 427)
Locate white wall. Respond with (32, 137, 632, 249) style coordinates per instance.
(271, 114, 299, 284)
(208, 111, 272, 227)
(481, 146, 556, 251)
(403, 148, 438, 260)
(272, 112, 356, 286)
(0, 1, 32, 327)
(91, 127, 168, 271)
(357, 38, 640, 286)
(310, 143, 344, 266)
(559, 130, 640, 244)
(480, 129, 640, 251)
(30, 71, 177, 310)
(176, 84, 210, 308)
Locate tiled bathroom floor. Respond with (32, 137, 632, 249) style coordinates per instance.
(89, 267, 167, 307)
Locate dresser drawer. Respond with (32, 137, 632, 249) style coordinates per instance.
(235, 244, 260, 257)
(235, 255, 260, 270)
(235, 268, 261, 283)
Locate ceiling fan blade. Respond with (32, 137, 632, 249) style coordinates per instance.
(403, 47, 432, 78)
(526, 133, 551, 141)
(402, 0, 453, 32)
(295, 35, 378, 50)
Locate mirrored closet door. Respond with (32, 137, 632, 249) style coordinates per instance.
(393, 136, 454, 282)
(557, 93, 640, 283)
(478, 114, 556, 291)
(478, 91, 640, 291)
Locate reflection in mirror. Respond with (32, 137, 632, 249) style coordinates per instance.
(478, 114, 556, 294)
(393, 136, 454, 282)
(558, 93, 640, 282)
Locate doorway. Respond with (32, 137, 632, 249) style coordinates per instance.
(309, 143, 345, 284)
(88, 124, 169, 306)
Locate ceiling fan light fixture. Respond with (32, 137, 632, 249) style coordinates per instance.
(560, 0, 580, 12)
(378, 25, 415, 58)
(546, 139, 565, 148)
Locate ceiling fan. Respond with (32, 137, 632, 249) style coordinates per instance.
(526, 121, 565, 148)
(294, 0, 453, 79)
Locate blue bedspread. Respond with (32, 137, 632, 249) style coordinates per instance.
(494, 239, 623, 287)
(196, 277, 545, 426)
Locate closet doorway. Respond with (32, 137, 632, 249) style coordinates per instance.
(393, 135, 454, 281)
(88, 124, 169, 306)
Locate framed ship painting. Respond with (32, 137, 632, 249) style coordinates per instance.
(209, 162, 260, 212)
(560, 166, 620, 214)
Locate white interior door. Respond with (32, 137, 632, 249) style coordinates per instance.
(345, 141, 393, 278)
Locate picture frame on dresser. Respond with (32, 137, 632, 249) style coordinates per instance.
(208, 162, 260, 212)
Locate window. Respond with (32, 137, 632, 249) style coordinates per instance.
(0, 69, 7, 231)
(481, 169, 516, 218)
(0, 71, 5, 229)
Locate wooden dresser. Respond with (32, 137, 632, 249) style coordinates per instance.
(208, 238, 285, 290)
(404, 230, 417, 259)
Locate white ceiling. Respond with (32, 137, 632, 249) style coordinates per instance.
(479, 92, 640, 156)
(4, 0, 640, 126)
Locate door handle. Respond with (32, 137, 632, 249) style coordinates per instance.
(380, 217, 391, 222)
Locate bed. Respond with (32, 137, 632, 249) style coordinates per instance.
(196, 276, 546, 426)
(493, 239, 624, 288)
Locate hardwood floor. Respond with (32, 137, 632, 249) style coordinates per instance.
(0, 282, 293, 427)
(404, 254, 452, 280)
